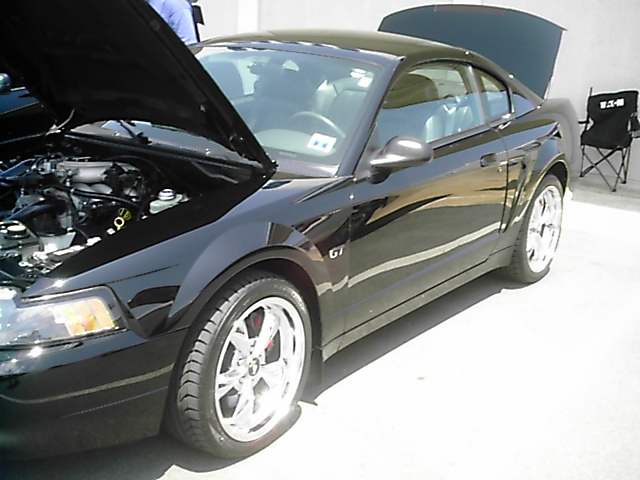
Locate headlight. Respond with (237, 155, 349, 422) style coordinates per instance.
(0, 286, 123, 347)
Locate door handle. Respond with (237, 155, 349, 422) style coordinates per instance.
(521, 141, 542, 152)
(480, 154, 498, 167)
(480, 153, 509, 169)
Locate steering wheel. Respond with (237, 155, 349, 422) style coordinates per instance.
(288, 111, 346, 139)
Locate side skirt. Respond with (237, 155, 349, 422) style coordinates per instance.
(324, 247, 513, 361)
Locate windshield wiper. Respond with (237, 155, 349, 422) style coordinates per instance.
(117, 120, 150, 145)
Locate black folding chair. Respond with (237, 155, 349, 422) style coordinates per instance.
(579, 89, 640, 192)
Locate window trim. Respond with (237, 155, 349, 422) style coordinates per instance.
(470, 66, 516, 126)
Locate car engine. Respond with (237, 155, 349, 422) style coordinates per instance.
(0, 151, 188, 287)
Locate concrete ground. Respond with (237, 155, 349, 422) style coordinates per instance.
(2, 176, 640, 480)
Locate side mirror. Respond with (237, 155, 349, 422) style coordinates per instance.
(369, 136, 433, 183)
(0, 73, 11, 94)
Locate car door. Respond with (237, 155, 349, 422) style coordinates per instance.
(343, 62, 509, 333)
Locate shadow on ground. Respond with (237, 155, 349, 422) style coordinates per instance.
(313, 271, 519, 399)
(0, 271, 520, 480)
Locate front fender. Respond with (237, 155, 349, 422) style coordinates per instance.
(167, 221, 333, 332)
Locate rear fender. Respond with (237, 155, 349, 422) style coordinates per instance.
(496, 133, 568, 255)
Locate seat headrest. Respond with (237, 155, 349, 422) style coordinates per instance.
(385, 74, 439, 109)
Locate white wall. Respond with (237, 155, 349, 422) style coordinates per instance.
(197, 0, 640, 182)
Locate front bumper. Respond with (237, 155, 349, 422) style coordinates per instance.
(0, 329, 185, 459)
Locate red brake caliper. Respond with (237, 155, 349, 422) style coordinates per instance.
(252, 308, 273, 349)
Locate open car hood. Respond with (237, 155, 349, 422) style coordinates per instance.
(379, 4, 565, 98)
(0, 0, 274, 173)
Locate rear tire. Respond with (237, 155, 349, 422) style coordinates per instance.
(503, 174, 563, 283)
(165, 270, 311, 458)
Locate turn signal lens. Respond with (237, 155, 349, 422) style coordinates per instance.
(52, 297, 116, 337)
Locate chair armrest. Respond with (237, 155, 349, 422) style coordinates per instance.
(578, 118, 590, 134)
(630, 112, 640, 138)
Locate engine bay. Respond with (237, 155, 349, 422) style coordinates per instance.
(0, 143, 196, 287)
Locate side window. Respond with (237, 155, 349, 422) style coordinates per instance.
(477, 70, 511, 121)
(375, 63, 483, 147)
(512, 90, 536, 117)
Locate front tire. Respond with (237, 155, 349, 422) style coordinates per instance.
(503, 174, 564, 283)
(165, 270, 311, 458)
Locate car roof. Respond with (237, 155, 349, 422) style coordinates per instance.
(203, 29, 476, 65)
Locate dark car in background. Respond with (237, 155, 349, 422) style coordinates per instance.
(0, 0, 577, 460)
(0, 72, 49, 141)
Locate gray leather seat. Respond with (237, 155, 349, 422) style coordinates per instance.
(250, 64, 314, 131)
(312, 77, 369, 132)
(377, 74, 442, 144)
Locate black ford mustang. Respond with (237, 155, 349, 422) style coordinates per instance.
(0, 0, 578, 459)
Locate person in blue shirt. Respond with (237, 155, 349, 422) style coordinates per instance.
(148, 0, 198, 45)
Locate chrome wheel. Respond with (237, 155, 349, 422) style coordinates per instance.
(167, 272, 311, 458)
(503, 174, 564, 284)
(214, 296, 306, 442)
(525, 183, 563, 273)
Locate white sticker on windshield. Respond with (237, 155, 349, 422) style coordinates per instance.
(307, 133, 337, 153)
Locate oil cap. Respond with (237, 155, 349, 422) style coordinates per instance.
(4, 223, 30, 240)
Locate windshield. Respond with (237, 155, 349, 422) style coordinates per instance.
(196, 46, 380, 167)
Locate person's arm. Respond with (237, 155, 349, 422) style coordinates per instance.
(170, 5, 198, 44)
